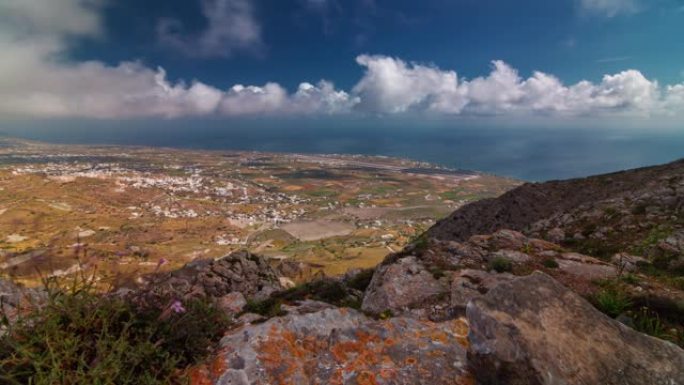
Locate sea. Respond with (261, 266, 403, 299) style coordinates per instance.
(2, 119, 683, 182)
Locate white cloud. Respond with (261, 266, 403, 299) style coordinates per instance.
(0, 0, 354, 118)
(352, 55, 466, 114)
(579, 0, 640, 17)
(350, 55, 679, 117)
(0, 0, 682, 120)
(157, 0, 262, 58)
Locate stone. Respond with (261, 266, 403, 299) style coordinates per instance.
(466, 272, 684, 385)
(132, 250, 283, 309)
(197, 308, 472, 385)
(235, 312, 266, 325)
(546, 227, 565, 243)
(278, 276, 296, 289)
(450, 269, 514, 312)
(361, 256, 448, 315)
(217, 292, 247, 315)
(280, 299, 335, 315)
(486, 249, 531, 264)
(611, 252, 649, 272)
(488, 229, 527, 250)
(555, 252, 617, 279)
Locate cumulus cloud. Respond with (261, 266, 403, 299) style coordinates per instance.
(157, 0, 262, 58)
(0, 0, 354, 118)
(0, 0, 682, 120)
(579, 0, 640, 17)
(351, 55, 681, 117)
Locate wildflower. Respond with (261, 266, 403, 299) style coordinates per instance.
(170, 300, 186, 314)
(154, 258, 169, 272)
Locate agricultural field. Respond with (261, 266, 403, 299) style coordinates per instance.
(0, 137, 520, 286)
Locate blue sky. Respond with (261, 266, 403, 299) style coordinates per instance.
(0, 0, 683, 123)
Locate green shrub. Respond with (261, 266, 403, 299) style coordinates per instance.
(345, 269, 375, 292)
(542, 258, 559, 268)
(0, 279, 231, 385)
(619, 273, 640, 285)
(632, 307, 667, 339)
(244, 297, 286, 318)
(488, 257, 513, 273)
(593, 287, 632, 318)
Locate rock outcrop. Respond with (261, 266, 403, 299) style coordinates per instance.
(192, 307, 472, 385)
(133, 250, 282, 309)
(426, 159, 684, 272)
(467, 272, 684, 385)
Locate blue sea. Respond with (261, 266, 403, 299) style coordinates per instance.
(2, 119, 683, 182)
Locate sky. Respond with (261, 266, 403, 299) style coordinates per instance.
(0, 0, 683, 124)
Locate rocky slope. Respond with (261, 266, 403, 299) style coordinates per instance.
(156, 160, 684, 384)
(428, 158, 684, 271)
(4, 159, 684, 384)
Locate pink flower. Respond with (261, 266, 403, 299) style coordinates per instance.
(170, 300, 186, 314)
(154, 258, 169, 272)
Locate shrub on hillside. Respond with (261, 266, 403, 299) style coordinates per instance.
(0, 276, 231, 385)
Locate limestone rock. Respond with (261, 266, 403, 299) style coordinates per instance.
(555, 252, 617, 279)
(217, 292, 247, 315)
(466, 272, 684, 385)
(611, 252, 650, 272)
(361, 256, 448, 315)
(200, 308, 472, 385)
(133, 250, 282, 309)
(450, 269, 514, 312)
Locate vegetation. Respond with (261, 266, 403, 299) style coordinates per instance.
(0, 275, 231, 385)
(542, 258, 559, 268)
(488, 257, 513, 273)
(593, 285, 632, 318)
(243, 276, 367, 317)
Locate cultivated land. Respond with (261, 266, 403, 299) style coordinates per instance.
(0, 137, 519, 285)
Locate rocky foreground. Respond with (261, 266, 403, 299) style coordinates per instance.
(3, 159, 684, 384)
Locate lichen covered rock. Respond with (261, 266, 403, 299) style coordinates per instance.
(197, 307, 472, 385)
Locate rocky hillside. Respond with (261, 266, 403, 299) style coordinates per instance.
(3, 160, 684, 385)
(428, 158, 684, 270)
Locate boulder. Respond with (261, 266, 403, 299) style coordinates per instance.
(450, 269, 514, 312)
(194, 308, 472, 385)
(466, 272, 684, 385)
(133, 250, 282, 309)
(361, 256, 448, 315)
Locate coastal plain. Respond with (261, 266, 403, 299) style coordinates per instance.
(0, 138, 519, 285)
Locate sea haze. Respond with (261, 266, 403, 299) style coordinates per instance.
(3, 120, 683, 182)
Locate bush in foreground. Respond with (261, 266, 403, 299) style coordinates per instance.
(0, 277, 231, 385)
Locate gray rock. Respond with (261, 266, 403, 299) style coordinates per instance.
(217, 291, 247, 315)
(556, 252, 617, 279)
(612, 252, 650, 272)
(486, 249, 531, 264)
(488, 229, 528, 250)
(450, 269, 514, 312)
(203, 308, 471, 385)
(467, 272, 684, 385)
(546, 227, 565, 243)
(132, 250, 282, 309)
(361, 256, 448, 315)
